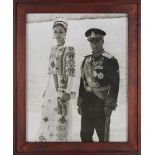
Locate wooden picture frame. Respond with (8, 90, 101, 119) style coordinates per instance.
(13, 0, 141, 155)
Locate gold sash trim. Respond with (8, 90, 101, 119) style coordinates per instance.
(86, 85, 111, 101)
(86, 85, 110, 92)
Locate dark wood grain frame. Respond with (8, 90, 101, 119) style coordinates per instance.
(13, 0, 141, 155)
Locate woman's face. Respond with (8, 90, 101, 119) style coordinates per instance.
(53, 25, 66, 42)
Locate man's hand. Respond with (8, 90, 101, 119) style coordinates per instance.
(104, 106, 113, 117)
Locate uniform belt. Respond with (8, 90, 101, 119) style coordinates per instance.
(86, 85, 111, 92)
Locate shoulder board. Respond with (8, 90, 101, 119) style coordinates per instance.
(102, 52, 113, 59)
(84, 54, 92, 58)
(81, 54, 92, 69)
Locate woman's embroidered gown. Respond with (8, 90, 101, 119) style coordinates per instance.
(37, 45, 75, 142)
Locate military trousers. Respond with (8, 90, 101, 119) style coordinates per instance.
(80, 92, 106, 142)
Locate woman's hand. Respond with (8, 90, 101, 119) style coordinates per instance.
(62, 92, 70, 101)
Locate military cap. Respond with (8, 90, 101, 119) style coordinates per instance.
(85, 28, 106, 41)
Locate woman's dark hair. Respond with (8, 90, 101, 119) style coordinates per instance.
(53, 23, 67, 32)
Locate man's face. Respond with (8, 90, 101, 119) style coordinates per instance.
(89, 38, 104, 51)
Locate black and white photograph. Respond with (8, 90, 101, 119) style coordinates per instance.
(26, 13, 128, 142)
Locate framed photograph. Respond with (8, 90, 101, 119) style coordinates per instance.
(14, 0, 141, 155)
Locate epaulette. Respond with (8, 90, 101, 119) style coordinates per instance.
(84, 54, 92, 58)
(102, 52, 114, 59)
(83, 54, 92, 62)
(81, 54, 92, 69)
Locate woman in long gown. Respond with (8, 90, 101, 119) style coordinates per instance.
(37, 18, 75, 142)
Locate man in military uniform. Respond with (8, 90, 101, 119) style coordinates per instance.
(77, 28, 120, 142)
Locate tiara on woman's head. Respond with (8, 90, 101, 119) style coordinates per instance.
(53, 17, 68, 30)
